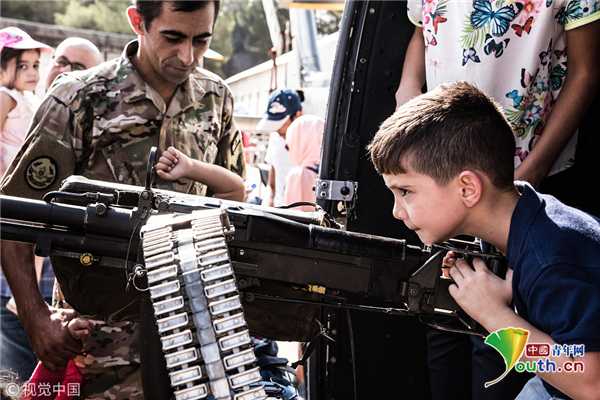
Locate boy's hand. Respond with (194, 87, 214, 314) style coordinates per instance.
(67, 317, 95, 340)
(448, 257, 513, 326)
(441, 250, 456, 278)
(156, 146, 191, 180)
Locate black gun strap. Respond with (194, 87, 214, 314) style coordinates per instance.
(290, 335, 321, 369)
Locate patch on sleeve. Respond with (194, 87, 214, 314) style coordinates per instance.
(25, 156, 58, 190)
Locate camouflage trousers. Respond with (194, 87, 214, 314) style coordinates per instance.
(80, 364, 144, 400)
(55, 284, 145, 399)
(72, 320, 144, 400)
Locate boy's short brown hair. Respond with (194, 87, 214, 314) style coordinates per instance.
(369, 81, 516, 191)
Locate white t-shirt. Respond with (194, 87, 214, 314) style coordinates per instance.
(264, 132, 295, 206)
(407, 0, 600, 175)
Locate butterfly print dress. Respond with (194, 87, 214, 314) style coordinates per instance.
(408, 0, 600, 175)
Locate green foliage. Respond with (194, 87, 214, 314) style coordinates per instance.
(54, 1, 131, 35)
(435, 0, 449, 17)
(0, 1, 70, 24)
(315, 10, 341, 37)
(1, 0, 341, 79)
(204, 3, 236, 78)
(221, 0, 288, 78)
(459, 14, 489, 50)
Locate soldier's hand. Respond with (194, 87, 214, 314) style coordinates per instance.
(25, 306, 86, 372)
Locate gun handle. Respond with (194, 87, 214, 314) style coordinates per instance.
(146, 147, 157, 190)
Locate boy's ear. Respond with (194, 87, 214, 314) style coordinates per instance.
(457, 171, 482, 208)
(127, 6, 144, 36)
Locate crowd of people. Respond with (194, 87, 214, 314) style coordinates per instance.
(1, 26, 102, 395)
(0, 1, 323, 399)
(1, 0, 599, 400)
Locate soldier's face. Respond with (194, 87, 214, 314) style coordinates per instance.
(140, 2, 214, 86)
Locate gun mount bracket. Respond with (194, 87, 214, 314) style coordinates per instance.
(315, 179, 357, 201)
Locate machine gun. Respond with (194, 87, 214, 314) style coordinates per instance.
(0, 149, 506, 400)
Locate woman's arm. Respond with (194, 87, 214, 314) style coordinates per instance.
(395, 26, 426, 109)
(514, 20, 600, 188)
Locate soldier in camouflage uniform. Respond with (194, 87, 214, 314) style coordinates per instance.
(0, 1, 244, 398)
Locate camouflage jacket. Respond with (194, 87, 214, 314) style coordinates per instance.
(1, 40, 245, 199)
(0, 41, 246, 369)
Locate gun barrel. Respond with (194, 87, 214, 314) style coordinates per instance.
(1, 195, 139, 239)
(1, 195, 85, 229)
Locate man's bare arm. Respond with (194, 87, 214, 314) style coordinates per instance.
(1, 240, 82, 371)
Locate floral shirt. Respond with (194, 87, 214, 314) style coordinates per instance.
(408, 0, 600, 175)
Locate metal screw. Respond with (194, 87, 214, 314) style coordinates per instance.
(320, 181, 329, 188)
(330, 357, 337, 364)
(320, 191, 327, 198)
(95, 203, 107, 216)
(369, 8, 375, 14)
(239, 249, 245, 256)
(158, 201, 169, 211)
(410, 288, 419, 296)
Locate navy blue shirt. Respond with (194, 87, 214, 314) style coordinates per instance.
(507, 183, 600, 399)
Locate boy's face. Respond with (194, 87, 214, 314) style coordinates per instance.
(383, 170, 467, 246)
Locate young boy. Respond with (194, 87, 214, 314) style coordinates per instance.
(368, 81, 600, 400)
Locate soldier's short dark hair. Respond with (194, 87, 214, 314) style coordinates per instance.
(368, 81, 516, 192)
(133, 1, 220, 31)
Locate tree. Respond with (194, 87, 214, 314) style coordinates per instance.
(316, 10, 342, 38)
(203, 1, 236, 79)
(0, 1, 70, 25)
(0, 0, 340, 79)
(221, 0, 289, 78)
(53, 1, 131, 35)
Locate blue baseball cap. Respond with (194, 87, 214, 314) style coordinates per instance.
(256, 89, 302, 132)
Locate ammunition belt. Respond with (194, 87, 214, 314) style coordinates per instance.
(141, 209, 267, 400)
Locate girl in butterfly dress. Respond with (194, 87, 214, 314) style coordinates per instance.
(393, 1, 599, 400)
(0, 27, 52, 178)
(396, 0, 599, 215)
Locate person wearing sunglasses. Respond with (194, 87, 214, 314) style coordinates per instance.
(45, 37, 102, 90)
